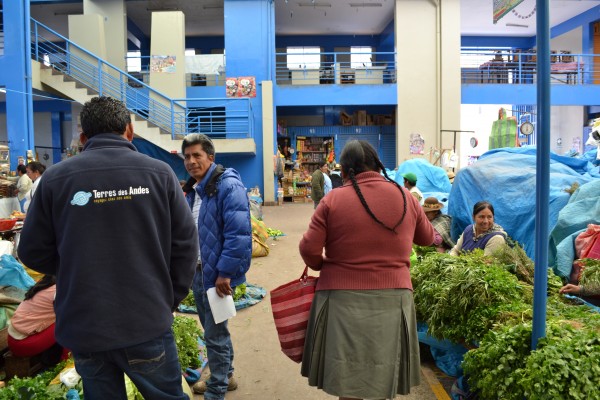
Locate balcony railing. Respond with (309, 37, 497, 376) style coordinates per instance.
(275, 51, 396, 86)
(461, 49, 597, 85)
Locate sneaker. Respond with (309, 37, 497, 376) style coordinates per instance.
(192, 377, 238, 394)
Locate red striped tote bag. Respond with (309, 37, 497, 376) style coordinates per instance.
(270, 266, 318, 363)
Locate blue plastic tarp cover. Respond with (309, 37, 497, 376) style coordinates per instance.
(417, 322, 468, 377)
(393, 158, 453, 194)
(549, 180, 600, 279)
(0, 255, 35, 290)
(448, 148, 598, 261)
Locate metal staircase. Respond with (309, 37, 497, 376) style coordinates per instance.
(30, 19, 255, 154)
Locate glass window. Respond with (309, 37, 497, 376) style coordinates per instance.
(126, 51, 141, 73)
(287, 47, 320, 70)
(351, 46, 372, 68)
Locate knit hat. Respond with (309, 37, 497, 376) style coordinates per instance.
(422, 197, 444, 212)
(401, 172, 417, 185)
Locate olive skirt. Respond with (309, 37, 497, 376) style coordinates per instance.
(301, 289, 421, 399)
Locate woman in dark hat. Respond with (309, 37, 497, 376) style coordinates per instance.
(299, 140, 435, 400)
(422, 197, 455, 252)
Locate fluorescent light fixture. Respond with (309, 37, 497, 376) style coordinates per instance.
(54, 11, 82, 16)
(350, 3, 383, 7)
(0, 88, 5, 93)
(146, 7, 179, 12)
(506, 23, 529, 28)
(298, 2, 332, 7)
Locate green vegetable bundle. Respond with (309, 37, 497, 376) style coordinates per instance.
(464, 315, 600, 400)
(0, 359, 75, 400)
(172, 315, 203, 372)
(412, 251, 530, 343)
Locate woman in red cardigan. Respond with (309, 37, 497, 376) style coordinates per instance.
(299, 140, 435, 400)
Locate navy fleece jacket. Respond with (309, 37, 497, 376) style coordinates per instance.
(18, 134, 198, 353)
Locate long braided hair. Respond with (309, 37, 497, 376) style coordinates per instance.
(24, 275, 56, 301)
(340, 140, 407, 233)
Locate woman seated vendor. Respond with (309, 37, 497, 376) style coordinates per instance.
(422, 197, 455, 252)
(560, 282, 600, 297)
(450, 201, 507, 256)
(7, 275, 68, 364)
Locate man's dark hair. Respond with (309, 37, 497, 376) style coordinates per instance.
(17, 165, 27, 174)
(80, 96, 131, 138)
(181, 133, 216, 156)
(26, 161, 46, 175)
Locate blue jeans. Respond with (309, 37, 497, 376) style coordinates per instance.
(72, 330, 187, 400)
(193, 271, 234, 400)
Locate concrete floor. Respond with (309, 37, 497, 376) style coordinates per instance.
(189, 202, 446, 400)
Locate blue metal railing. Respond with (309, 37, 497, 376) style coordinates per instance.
(30, 19, 252, 140)
(461, 48, 595, 85)
(173, 98, 253, 139)
(275, 51, 396, 85)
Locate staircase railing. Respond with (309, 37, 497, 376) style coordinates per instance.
(30, 19, 253, 141)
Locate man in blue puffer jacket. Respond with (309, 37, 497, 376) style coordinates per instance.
(182, 134, 252, 400)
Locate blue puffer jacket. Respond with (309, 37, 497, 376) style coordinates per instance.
(186, 163, 252, 290)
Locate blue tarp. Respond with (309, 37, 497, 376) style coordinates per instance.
(132, 138, 190, 181)
(549, 180, 600, 279)
(417, 322, 468, 377)
(392, 158, 453, 194)
(448, 148, 599, 261)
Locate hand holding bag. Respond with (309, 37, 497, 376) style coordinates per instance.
(270, 266, 318, 363)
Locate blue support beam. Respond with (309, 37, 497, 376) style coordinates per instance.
(4, 0, 35, 170)
(50, 112, 64, 164)
(532, 0, 550, 351)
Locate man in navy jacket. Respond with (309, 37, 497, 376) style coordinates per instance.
(18, 96, 198, 400)
(182, 133, 252, 400)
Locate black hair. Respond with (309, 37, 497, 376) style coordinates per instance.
(181, 133, 216, 157)
(26, 161, 46, 175)
(340, 140, 407, 233)
(473, 201, 494, 216)
(17, 165, 27, 174)
(24, 275, 56, 301)
(80, 96, 131, 138)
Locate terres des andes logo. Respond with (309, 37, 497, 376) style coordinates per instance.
(71, 187, 150, 206)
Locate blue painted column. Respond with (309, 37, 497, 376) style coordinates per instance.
(4, 0, 35, 170)
(532, 0, 550, 350)
(224, 0, 273, 191)
(51, 112, 64, 164)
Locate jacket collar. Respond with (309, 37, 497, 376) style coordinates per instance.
(82, 133, 138, 152)
(195, 162, 217, 197)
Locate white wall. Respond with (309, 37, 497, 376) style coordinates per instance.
(459, 104, 512, 168)
(551, 106, 585, 154)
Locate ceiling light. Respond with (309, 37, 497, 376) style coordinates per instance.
(506, 23, 529, 28)
(146, 7, 179, 12)
(298, 2, 331, 7)
(349, 3, 383, 7)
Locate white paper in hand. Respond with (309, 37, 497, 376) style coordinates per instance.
(207, 287, 237, 324)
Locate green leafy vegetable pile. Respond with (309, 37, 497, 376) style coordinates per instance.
(234, 283, 247, 301)
(412, 245, 600, 399)
(0, 359, 76, 400)
(172, 315, 203, 372)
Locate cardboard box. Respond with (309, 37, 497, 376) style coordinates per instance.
(354, 110, 367, 126)
(340, 112, 352, 126)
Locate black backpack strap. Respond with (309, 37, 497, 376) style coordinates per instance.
(205, 164, 226, 197)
